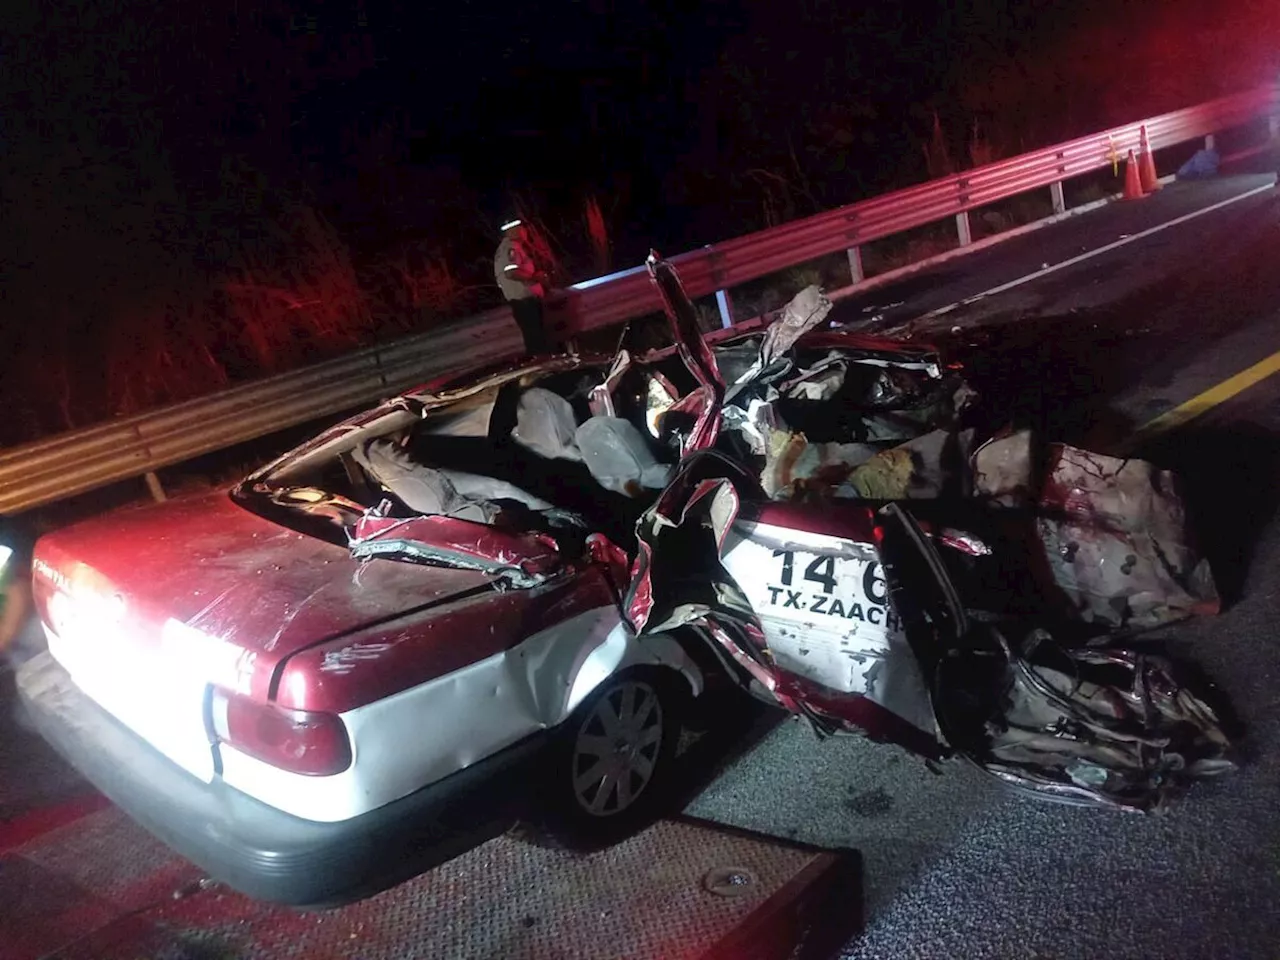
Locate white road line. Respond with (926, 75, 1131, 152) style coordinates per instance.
(907, 177, 1277, 327)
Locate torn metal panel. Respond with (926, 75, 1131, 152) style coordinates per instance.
(1032, 445, 1220, 629)
(348, 511, 564, 588)
(720, 519, 936, 736)
(976, 630, 1234, 812)
(586, 532, 631, 587)
(758, 286, 835, 367)
(661, 385, 722, 459)
(726, 286, 836, 395)
(646, 254, 724, 455)
(625, 454, 756, 640)
(626, 456, 941, 748)
(588, 349, 631, 418)
(777, 352, 848, 402)
(646, 254, 723, 397)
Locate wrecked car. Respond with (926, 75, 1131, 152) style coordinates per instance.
(17, 254, 1233, 906)
(626, 257, 1230, 811)
(626, 257, 1230, 812)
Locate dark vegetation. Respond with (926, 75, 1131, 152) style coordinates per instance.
(2, 0, 1275, 448)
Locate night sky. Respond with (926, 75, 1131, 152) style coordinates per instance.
(5, 0, 1274, 260)
(285, 0, 1077, 250)
(2, 1, 1096, 256)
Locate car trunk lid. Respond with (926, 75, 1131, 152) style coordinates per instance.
(32, 491, 496, 780)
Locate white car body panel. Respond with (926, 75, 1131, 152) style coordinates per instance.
(721, 519, 935, 735)
(216, 606, 702, 823)
(45, 618, 217, 783)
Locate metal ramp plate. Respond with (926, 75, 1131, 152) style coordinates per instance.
(0, 805, 860, 960)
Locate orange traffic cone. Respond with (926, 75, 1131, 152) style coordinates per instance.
(1138, 126, 1162, 193)
(1123, 150, 1145, 200)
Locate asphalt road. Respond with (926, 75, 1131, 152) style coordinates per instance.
(687, 170, 1280, 959)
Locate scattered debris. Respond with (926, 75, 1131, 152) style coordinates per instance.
(974, 631, 1233, 811)
(1031, 444, 1219, 629)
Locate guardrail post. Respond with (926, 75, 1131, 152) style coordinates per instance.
(1204, 134, 1216, 151)
(1270, 115, 1279, 141)
(715, 289, 735, 328)
(846, 246, 865, 285)
(144, 471, 167, 503)
(1050, 151, 1067, 215)
(955, 211, 972, 247)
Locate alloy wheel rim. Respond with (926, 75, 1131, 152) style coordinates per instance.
(571, 680, 664, 817)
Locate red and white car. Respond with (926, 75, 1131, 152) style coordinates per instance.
(19, 256, 1226, 905)
(18, 259, 957, 905)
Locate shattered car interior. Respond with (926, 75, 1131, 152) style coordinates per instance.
(239, 254, 1235, 815)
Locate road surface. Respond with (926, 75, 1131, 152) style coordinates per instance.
(688, 170, 1280, 959)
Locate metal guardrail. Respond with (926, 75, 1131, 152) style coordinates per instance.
(555, 85, 1280, 332)
(2, 84, 1277, 514)
(0, 310, 523, 512)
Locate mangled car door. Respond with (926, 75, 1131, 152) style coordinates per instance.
(875, 501, 1234, 812)
(624, 450, 945, 758)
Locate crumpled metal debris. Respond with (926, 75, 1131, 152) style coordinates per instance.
(625, 453, 944, 756)
(1032, 444, 1220, 629)
(967, 629, 1234, 812)
(735, 285, 834, 386)
(620, 261, 1232, 812)
(714, 288, 975, 506)
(348, 508, 564, 588)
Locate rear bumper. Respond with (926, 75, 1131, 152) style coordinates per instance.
(17, 652, 546, 906)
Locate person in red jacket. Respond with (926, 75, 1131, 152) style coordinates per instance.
(494, 218, 552, 355)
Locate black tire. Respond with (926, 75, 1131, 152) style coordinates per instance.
(525, 667, 687, 851)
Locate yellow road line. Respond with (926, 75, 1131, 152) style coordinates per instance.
(1122, 348, 1280, 451)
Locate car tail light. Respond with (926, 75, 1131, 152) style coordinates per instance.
(210, 688, 351, 776)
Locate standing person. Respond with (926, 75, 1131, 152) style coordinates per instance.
(494, 218, 552, 355)
(1, 515, 42, 669)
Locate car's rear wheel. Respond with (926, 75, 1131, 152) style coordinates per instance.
(526, 667, 686, 850)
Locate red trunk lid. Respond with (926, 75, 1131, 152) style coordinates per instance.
(33, 491, 494, 706)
